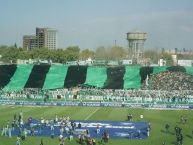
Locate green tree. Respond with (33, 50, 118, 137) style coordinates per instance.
(95, 46, 108, 60)
(144, 49, 159, 64)
(1, 47, 19, 63)
(80, 49, 95, 60)
(14, 43, 17, 48)
(108, 46, 126, 60)
(161, 52, 174, 66)
(65, 46, 80, 61)
(18, 50, 31, 60)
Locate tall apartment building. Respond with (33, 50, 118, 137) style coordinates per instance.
(46, 28, 58, 49)
(23, 27, 58, 49)
(23, 35, 37, 50)
(36, 28, 47, 48)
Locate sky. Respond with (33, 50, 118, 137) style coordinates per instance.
(0, 0, 193, 50)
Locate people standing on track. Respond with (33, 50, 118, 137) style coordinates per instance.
(59, 136, 65, 145)
(128, 114, 133, 121)
(16, 136, 21, 145)
(39, 138, 44, 145)
(96, 124, 100, 134)
(78, 122, 81, 129)
(101, 130, 109, 143)
(165, 124, 170, 133)
(162, 141, 166, 145)
(192, 129, 193, 138)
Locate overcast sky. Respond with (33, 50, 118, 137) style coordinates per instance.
(1, 0, 193, 50)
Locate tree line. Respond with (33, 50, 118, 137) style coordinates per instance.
(0, 45, 127, 63)
(0, 45, 192, 65)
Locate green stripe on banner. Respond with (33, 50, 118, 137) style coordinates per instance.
(124, 66, 141, 89)
(153, 66, 168, 74)
(185, 66, 193, 76)
(3, 64, 33, 91)
(84, 66, 107, 88)
(43, 65, 68, 90)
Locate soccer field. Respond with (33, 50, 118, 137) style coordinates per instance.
(0, 106, 193, 145)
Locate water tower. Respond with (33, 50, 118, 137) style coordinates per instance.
(126, 31, 147, 64)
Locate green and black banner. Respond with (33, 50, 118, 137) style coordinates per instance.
(0, 64, 193, 91)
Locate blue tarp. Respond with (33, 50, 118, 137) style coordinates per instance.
(11, 119, 148, 139)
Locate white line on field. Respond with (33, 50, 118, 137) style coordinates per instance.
(84, 108, 100, 120)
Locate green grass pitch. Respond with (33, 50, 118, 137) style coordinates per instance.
(0, 106, 193, 145)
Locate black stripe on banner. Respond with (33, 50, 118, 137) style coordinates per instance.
(167, 66, 186, 72)
(140, 66, 153, 83)
(24, 65, 51, 88)
(0, 64, 17, 88)
(64, 65, 88, 88)
(103, 66, 125, 89)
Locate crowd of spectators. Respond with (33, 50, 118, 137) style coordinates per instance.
(144, 71, 193, 90)
(1, 87, 193, 104)
(0, 71, 193, 104)
(79, 88, 193, 103)
(0, 88, 48, 100)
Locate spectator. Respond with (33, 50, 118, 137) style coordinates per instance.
(165, 124, 170, 133)
(101, 130, 109, 143)
(192, 129, 193, 138)
(40, 138, 43, 145)
(16, 137, 21, 145)
(59, 137, 65, 145)
(96, 124, 100, 134)
(78, 122, 81, 129)
(162, 141, 166, 145)
(145, 71, 193, 90)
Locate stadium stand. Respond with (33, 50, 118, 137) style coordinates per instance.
(103, 66, 125, 89)
(146, 71, 193, 90)
(0, 64, 193, 106)
(43, 65, 68, 90)
(124, 66, 141, 89)
(24, 65, 50, 88)
(84, 66, 107, 88)
(64, 65, 88, 88)
(152, 66, 168, 74)
(185, 66, 193, 76)
(3, 64, 33, 91)
(0, 64, 17, 88)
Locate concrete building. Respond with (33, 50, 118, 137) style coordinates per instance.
(36, 27, 58, 49)
(178, 60, 193, 67)
(36, 28, 47, 48)
(23, 27, 58, 49)
(23, 35, 37, 50)
(126, 31, 147, 64)
(164, 49, 193, 55)
(46, 28, 58, 49)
